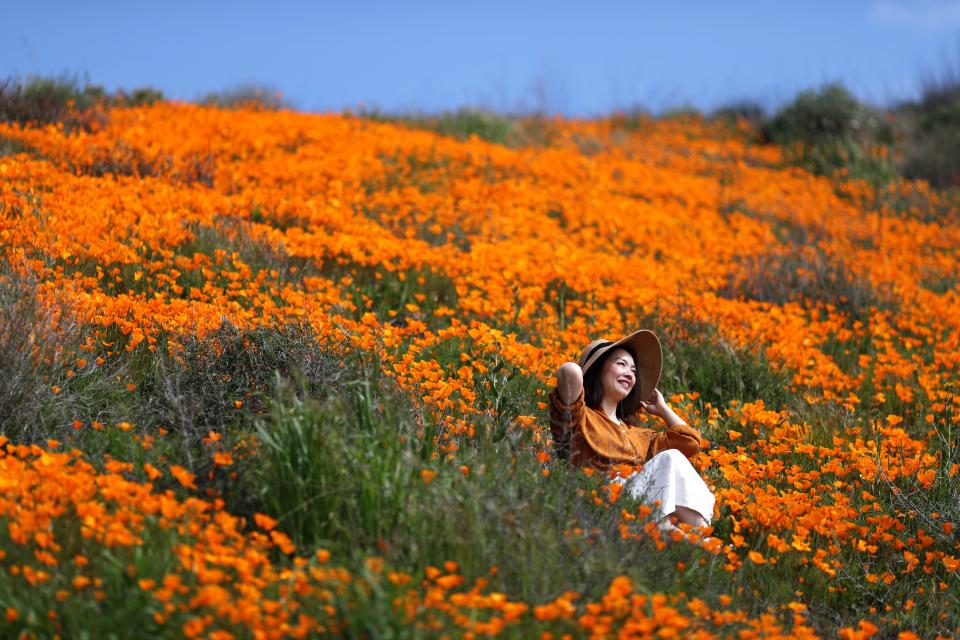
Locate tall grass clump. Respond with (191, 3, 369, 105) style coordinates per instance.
(0, 264, 69, 438)
(247, 373, 430, 550)
(0, 301, 348, 496)
(138, 322, 342, 428)
(92, 321, 348, 486)
(0, 260, 112, 442)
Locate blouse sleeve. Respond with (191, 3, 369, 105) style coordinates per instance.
(548, 387, 584, 461)
(645, 423, 702, 459)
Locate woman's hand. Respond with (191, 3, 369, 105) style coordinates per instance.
(638, 389, 668, 417)
(638, 389, 686, 427)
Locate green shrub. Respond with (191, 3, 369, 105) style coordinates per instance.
(761, 84, 895, 183)
(608, 106, 653, 133)
(0, 270, 347, 484)
(358, 108, 560, 148)
(0, 75, 102, 130)
(114, 86, 165, 107)
(763, 84, 867, 145)
(198, 84, 290, 110)
(173, 217, 293, 280)
(896, 66, 960, 188)
(0, 75, 162, 132)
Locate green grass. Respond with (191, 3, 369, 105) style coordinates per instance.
(663, 327, 794, 410)
(3, 273, 959, 635)
(358, 108, 557, 148)
(243, 366, 697, 604)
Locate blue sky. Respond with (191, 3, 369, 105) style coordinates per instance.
(5, 0, 960, 115)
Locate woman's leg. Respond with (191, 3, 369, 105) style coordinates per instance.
(621, 450, 715, 541)
(658, 506, 710, 540)
(672, 505, 709, 529)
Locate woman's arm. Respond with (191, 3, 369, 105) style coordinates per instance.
(556, 362, 583, 405)
(638, 389, 702, 457)
(550, 362, 585, 462)
(637, 389, 685, 427)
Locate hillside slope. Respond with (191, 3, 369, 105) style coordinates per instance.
(0, 104, 958, 638)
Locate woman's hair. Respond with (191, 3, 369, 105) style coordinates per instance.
(583, 346, 637, 420)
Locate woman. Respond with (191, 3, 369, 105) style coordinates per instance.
(550, 330, 715, 538)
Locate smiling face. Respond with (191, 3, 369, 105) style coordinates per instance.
(599, 347, 637, 404)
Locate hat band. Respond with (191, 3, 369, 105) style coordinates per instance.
(582, 341, 613, 368)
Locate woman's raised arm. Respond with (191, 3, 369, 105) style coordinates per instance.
(556, 362, 583, 405)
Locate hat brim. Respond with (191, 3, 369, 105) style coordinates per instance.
(581, 330, 662, 416)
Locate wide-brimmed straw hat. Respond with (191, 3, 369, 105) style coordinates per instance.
(578, 330, 662, 415)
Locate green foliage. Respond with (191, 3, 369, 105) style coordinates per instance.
(243, 365, 707, 606)
(0, 75, 164, 132)
(763, 84, 870, 146)
(173, 217, 293, 281)
(660, 105, 702, 120)
(198, 84, 290, 111)
(896, 66, 960, 188)
(324, 263, 459, 325)
(0, 259, 347, 491)
(712, 100, 767, 127)
(608, 107, 654, 133)
(470, 347, 544, 443)
(131, 321, 344, 439)
(721, 245, 884, 323)
(114, 87, 165, 107)
(430, 108, 518, 144)
(0, 497, 173, 639)
(359, 108, 561, 148)
(761, 84, 896, 185)
(246, 374, 429, 550)
(361, 107, 518, 145)
(0, 75, 102, 130)
(0, 260, 84, 440)
(660, 323, 794, 409)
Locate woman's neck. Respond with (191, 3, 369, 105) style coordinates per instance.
(600, 397, 620, 424)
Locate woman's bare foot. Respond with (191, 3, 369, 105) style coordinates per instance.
(658, 517, 720, 549)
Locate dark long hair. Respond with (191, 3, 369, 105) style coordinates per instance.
(583, 346, 637, 421)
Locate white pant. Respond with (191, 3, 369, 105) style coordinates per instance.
(612, 449, 715, 523)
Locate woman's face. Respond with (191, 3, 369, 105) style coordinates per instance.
(599, 348, 636, 404)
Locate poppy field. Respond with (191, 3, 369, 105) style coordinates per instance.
(0, 101, 958, 638)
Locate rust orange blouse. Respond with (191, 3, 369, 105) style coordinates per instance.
(549, 388, 702, 472)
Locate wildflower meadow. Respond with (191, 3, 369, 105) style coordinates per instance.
(0, 96, 958, 638)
